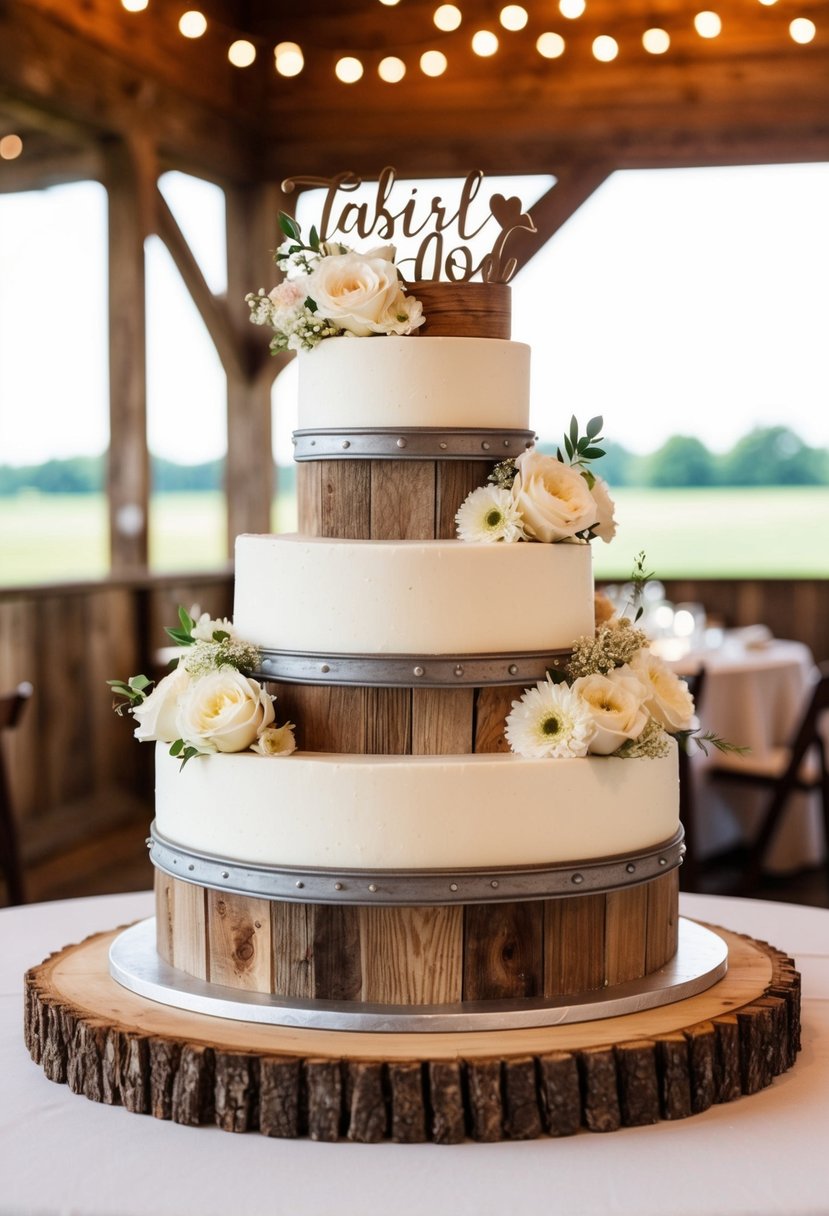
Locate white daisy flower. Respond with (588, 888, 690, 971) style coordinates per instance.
(505, 680, 596, 759)
(455, 485, 526, 544)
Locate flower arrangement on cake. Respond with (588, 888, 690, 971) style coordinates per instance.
(246, 213, 424, 352)
(108, 608, 295, 767)
(456, 416, 617, 545)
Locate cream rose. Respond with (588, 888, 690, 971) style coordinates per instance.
(175, 670, 275, 754)
(571, 671, 650, 754)
(252, 722, 297, 757)
(510, 450, 598, 543)
(305, 250, 411, 337)
(590, 476, 617, 544)
(626, 651, 696, 732)
(132, 665, 191, 743)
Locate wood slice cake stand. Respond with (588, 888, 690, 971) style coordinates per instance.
(25, 921, 800, 1142)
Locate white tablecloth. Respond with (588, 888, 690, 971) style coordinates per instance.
(678, 638, 823, 871)
(1, 890, 828, 1216)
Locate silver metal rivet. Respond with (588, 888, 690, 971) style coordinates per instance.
(341, 439, 350, 449)
(482, 441, 491, 451)
(145, 837, 152, 847)
(454, 664, 464, 677)
(310, 438, 316, 446)
(222, 871, 230, 879)
(295, 881, 304, 889)
(320, 663, 330, 673)
(439, 441, 448, 450)
(413, 666, 425, 677)
(572, 873, 584, 885)
(508, 664, 518, 675)
(659, 857, 668, 867)
(626, 863, 636, 874)
(552, 658, 561, 667)
(172, 859, 177, 865)
(450, 883, 458, 892)
(679, 844, 687, 856)
(491, 880, 499, 889)
(334, 882, 343, 891)
(188, 864, 195, 872)
(396, 437, 407, 448)
(368, 883, 378, 893)
(503, 439, 510, 447)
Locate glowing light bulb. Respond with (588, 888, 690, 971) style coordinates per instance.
(434, 3, 461, 30)
(178, 10, 207, 38)
(121, 0, 149, 11)
(335, 56, 364, 83)
(559, 0, 585, 18)
(536, 31, 565, 58)
(0, 134, 23, 160)
(592, 34, 618, 61)
(500, 5, 528, 31)
(378, 56, 406, 82)
(694, 11, 722, 37)
(228, 39, 256, 67)
(790, 17, 816, 42)
(642, 27, 670, 54)
(472, 29, 498, 55)
(274, 42, 304, 77)
(420, 49, 448, 75)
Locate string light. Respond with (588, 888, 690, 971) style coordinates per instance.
(592, 35, 619, 60)
(472, 30, 499, 56)
(789, 17, 816, 42)
(420, 49, 448, 75)
(120, 0, 148, 11)
(559, 0, 586, 18)
(274, 42, 304, 77)
(335, 56, 364, 83)
(433, 3, 461, 29)
(0, 134, 23, 160)
(228, 39, 256, 67)
(642, 27, 671, 54)
(378, 56, 406, 82)
(537, 31, 565, 58)
(178, 10, 207, 38)
(500, 6, 528, 31)
(694, 11, 722, 37)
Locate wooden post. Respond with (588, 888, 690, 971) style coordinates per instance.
(104, 134, 155, 570)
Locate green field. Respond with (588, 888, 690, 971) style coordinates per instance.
(0, 487, 827, 586)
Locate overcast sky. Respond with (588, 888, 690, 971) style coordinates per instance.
(1, 163, 827, 468)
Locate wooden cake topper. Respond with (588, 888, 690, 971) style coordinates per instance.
(282, 168, 536, 284)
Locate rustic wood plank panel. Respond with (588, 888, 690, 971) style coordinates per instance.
(645, 868, 680, 972)
(474, 685, 516, 754)
(364, 687, 411, 755)
(207, 889, 272, 992)
(411, 687, 474, 755)
(463, 901, 544, 1000)
(291, 685, 366, 754)
(86, 588, 140, 790)
(37, 595, 92, 808)
(271, 902, 315, 999)
(544, 892, 607, 996)
(320, 461, 371, 539)
(169, 876, 208, 979)
(0, 597, 39, 820)
(435, 460, 485, 538)
(296, 461, 323, 537)
(370, 461, 435, 539)
(605, 884, 650, 986)
(154, 868, 175, 965)
(359, 906, 463, 1005)
(312, 906, 362, 1002)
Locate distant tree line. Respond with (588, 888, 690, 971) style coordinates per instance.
(0, 427, 825, 494)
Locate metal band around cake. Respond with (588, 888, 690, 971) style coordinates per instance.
(148, 823, 685, 906)
(292, 426, 536, 461)
(254, 648, 571, 687)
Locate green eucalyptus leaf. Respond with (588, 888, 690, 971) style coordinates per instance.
(569, 415, 579, 447)
(583, 445, 606, 459)
(169, 739, 184, 757)
(563, 435, 574, 459)
(586, 416, 603, 438)
(309, 225, 320, 250)
(279, 212, 301, 241)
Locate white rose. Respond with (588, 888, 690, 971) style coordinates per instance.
(176, 670, 275, 754)
(626, 650, 696, 732)
(571, 671, 650, 754)
(252, 722, 297, 757)
(192, 613, 236, 642)
(132, 665, 191, 743)
(305, 251, 406, 336)
(590, 476, 617, 544)
(510, 450, 598, 543)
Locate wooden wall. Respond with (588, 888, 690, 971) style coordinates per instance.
(0, 572, 825, 877)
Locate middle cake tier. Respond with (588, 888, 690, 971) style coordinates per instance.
(234, 534, 594, 656)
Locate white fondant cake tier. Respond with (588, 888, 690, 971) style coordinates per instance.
(297, 335, 531, 431)
(154, 742, 679, 870)
(234, 535, 594, 655)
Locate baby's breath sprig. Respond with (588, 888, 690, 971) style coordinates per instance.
(557, 415, 606, 487)
(487, 458, 517, 490)
(182, 638, 261, 679)
(617, 719, 671, 759)
(568, 619, 650, 678)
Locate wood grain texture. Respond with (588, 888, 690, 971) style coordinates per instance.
(364, 687, 411, 755)
(605, 883, 650, 986)
(207, 890, 272, 992)
(169, 877, 208, 980)
(411, 687, 474, 755)
(646, 867, 680, 972)
(296, 460, 323, 536)
(463, 901, 544, 1000)
(312, 905, 362, 1002)
(359, 905, 463, 1005)
(320, 460, 371, 539)
(411, 282, 511, 339)
(435, 460, 486, 538)
(271, 902, 315, 999)
(544, 893, 607, 996)
(370, 461, 436, 539)
(473, 685, 515, 754)
(291, 684, 366, 754)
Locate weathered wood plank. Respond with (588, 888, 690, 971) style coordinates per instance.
(435, 461, 485, 538)
(544, 893, 607, 995)
(296, 461, 323, 536)
(207, 890, 272, 992)
(473, 685, 515, 754)
(645, 867, 680, 972)
(605, 883, 649, 986)
(370, 460, 436, 539)
(411, 687, 474, 755)
(364, 686, 411, 754)
(463, 901, 543, 1000)
(292, 684, 366, 754)
(312, 906, 362, 1002)
(359, 905, 463, 1005)
(271, 902, 315, 999)
(169, 876, 208, 980)
(320, 460, 371, 538)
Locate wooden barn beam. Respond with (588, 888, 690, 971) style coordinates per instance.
(104, 133, 156, 571)
(224, 182, 293, 548)
(0, 147, 102, 194)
